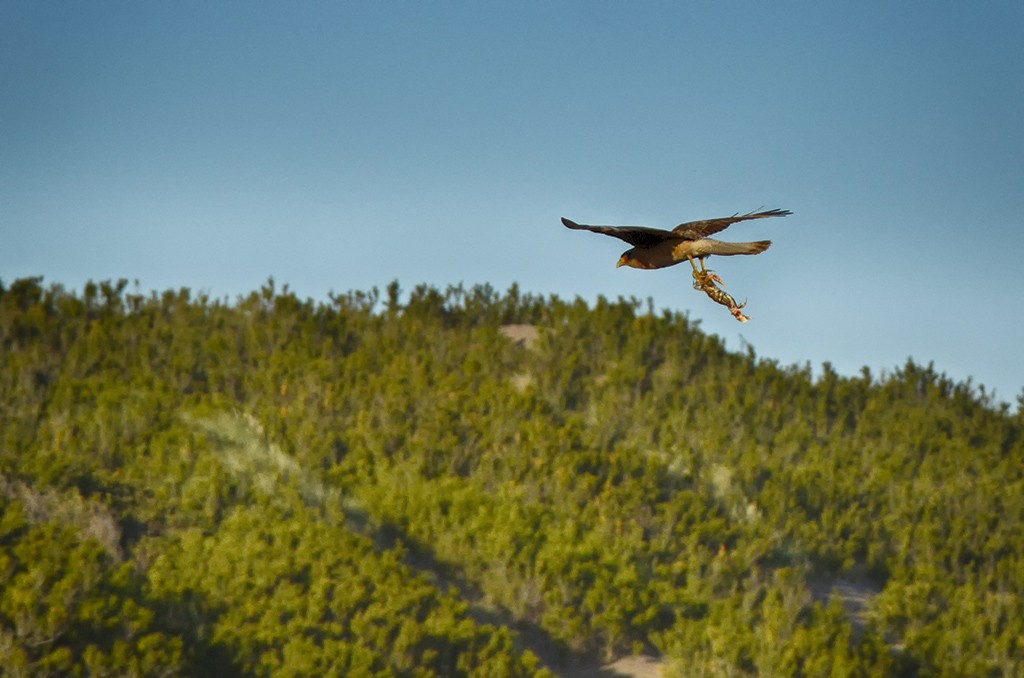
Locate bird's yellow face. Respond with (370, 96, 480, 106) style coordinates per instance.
(617, 250, 649, 269)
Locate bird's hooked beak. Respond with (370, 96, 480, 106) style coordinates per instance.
(616, 254, 628, 268)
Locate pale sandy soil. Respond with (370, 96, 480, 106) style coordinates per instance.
(500, 324, 540, 348)
(562, 655, 664, 678)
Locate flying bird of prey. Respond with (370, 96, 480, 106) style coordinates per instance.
(562, 208, 791, 321)
(561, 208, 791, 278)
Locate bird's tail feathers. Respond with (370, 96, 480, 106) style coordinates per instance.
(710, 240, 772, 256)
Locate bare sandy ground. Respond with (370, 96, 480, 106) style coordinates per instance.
(500, 324, 540, 348)
(563, 655, 664, 678)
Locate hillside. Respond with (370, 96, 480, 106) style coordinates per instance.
(1, 276, 1022, 676)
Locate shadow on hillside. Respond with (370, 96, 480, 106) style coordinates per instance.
(395, 527, 594, 675)
(364, 515, 661, 677)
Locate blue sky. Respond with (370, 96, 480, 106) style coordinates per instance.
(3, 2, 1023, 405)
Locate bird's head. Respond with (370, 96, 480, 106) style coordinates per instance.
(617, 250, 637, 268)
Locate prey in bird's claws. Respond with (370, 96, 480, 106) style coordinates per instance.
(690, 264, 751, 323)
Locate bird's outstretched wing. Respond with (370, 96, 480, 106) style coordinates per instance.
(672, 208, 792, 240)
(561, 217, 676, 249)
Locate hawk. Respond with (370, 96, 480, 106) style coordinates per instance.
(561, 209, 790, 278)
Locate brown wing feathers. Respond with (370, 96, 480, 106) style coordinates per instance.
(562, 209, 790, 247)
(560, 217, 676, 249)
(672, 208, 792, 240)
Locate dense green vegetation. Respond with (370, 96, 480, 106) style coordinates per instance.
(1, 276, 1022, 676)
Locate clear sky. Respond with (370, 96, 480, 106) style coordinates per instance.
(3, 2, 1023, 405)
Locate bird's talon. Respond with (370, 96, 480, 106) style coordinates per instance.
(692, 265, 724, 283)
